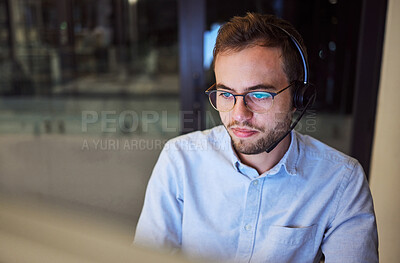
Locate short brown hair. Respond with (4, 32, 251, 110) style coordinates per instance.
(213, 12, 307, 83)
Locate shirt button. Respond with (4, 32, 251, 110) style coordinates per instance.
(252, 180, 259, 186)
(244, 224, 252, 231)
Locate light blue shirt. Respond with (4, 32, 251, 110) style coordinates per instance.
(134, 125, 378, 263)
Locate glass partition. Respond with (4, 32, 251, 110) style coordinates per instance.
(0, 0, 179, 224)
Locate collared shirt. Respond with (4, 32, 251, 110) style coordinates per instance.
(134, 125, 378, 263)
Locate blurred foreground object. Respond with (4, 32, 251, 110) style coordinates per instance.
(0, 194, 193, 263)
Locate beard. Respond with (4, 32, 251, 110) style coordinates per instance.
(226, 113, 292, 155)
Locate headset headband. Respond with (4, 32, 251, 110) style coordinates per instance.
(268, 24, 309, 84)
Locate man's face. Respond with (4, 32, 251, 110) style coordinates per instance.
(214, 45, 294, 155)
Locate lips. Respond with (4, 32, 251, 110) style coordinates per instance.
(231, 127, 259, 138)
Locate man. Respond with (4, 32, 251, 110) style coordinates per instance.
(134, 13, 378, 263)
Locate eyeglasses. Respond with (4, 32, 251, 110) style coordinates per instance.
(205, 83, 293, 113)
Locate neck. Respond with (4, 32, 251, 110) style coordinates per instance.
(236, 133, 291, 175)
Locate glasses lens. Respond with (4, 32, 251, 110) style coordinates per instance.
(208, 90, 235, 112)
(245, 92, 274, 113)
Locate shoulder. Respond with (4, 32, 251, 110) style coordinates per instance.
(294, 131, 360, 171)
(293, 132, 370, 215)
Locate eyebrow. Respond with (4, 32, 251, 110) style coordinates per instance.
(216, 83, 278, 93)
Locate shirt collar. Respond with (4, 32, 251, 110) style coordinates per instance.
(272, 130, 299, 176)
(217, 126, 300, 177)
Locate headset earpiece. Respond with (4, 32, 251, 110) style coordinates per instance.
(292, 81, 316, 110)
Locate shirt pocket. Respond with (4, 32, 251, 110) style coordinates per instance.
(262, 225, 317, 263)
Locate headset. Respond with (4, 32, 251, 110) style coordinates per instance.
(264, 24, 317, 153)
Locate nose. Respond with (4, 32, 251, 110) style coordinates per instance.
(231, 96, 253, 122)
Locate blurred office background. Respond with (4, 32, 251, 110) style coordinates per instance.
(0, 0, 398, 262)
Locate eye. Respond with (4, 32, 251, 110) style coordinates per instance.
(219, 92, 233, 98)
(249, 92, 272, 100)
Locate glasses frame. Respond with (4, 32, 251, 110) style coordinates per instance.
(205, 83, 293, 113)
